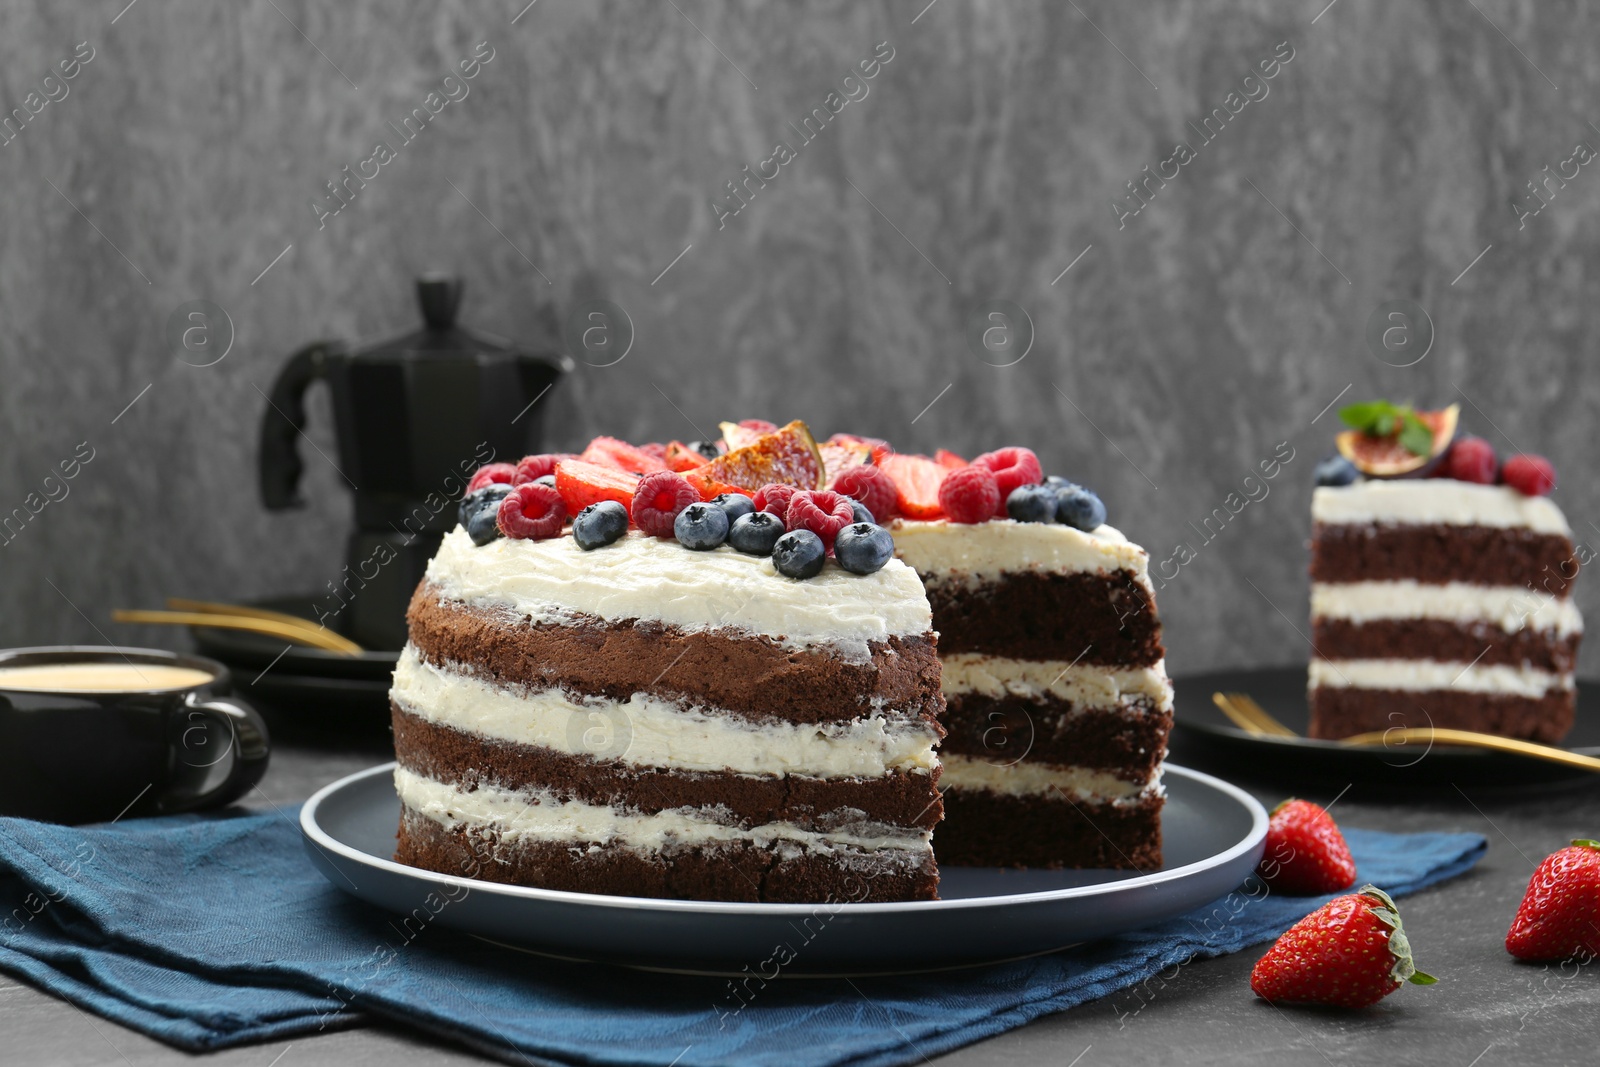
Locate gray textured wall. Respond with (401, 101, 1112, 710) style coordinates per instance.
(2, 0, 1597, 676)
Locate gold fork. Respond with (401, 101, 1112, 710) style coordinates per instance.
(1212, 690, 1600, 772)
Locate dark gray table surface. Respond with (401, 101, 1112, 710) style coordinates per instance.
(4, 716, 1598, 1067)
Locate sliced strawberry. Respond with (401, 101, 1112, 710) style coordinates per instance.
(554, 459, 641, 517)
(579, 436, 670, 474)
(934, 449, 968, 471)
(664, 441, 713, 472)
(878, 453, 947, 520)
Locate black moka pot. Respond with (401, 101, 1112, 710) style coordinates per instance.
(258, 275, 572, 650)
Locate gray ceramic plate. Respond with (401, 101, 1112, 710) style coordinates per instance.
(301, 762, 1267, 976)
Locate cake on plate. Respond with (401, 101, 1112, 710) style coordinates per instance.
(1309, 401, 1582, 742)
(391, 428, 945, 904)
(874, 447, 1171, 870)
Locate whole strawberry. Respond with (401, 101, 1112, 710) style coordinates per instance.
(1252, 886, 1435, 1008)
(1505, 839, 1600, 962)
(1256, 799, 1358, 895)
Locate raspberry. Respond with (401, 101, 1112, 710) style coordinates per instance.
(1443, 436, 1496, 484)
(752, 483, 799, 523)
(785, 490, 856, 552)
(466, 463, 517, 494)
(1502, 454, 1556, 496)
(972, 447, 1043, 516)
(829, 465, 898, 523)
(939, 465, 1000, 524)
(513, 454, 568, 485)
(632, 470, 698, 537)
(497, 483, 566, 540)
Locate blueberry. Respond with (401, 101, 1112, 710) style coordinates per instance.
(572, 500, 629, 550)
(1044, 475, 1079, 491)
(460, 485, 513, 545)
(711, 493, 756, 523)
(1056, 487, 1107, 531)
(1006, 485, 1057, 524)
(534, 474, 557, 489)
(674, 502, 730, 550)
(845, 497, 874, 524)
(728, 511, 785, 555)
(834, 522, 894, 574)
(1315, 454, 1360, 487)
(771, 529, 826, 579)
(689, 440, 721, 459)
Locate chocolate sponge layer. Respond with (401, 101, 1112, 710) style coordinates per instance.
(1311, 523, 1578, 591)
(922, 571, 1165, 666)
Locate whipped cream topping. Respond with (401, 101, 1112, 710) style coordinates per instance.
(391, 646, 940, 778)
(890, 518, 1154, 586)
(394, 766, 932, 854)
(1311, 581, 1583, 636)
(425, 527, 932, 662)
(940, 653, 1174, 712)
(937, 753, 1161, 803)
(1312, 481, 1571, 535)
(1309, 658, 1572, 698)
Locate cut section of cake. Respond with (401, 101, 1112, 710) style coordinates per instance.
(391, 456, 945, 904)
(883, 451, 1171, 871)
(1308, 479, 1582, 742)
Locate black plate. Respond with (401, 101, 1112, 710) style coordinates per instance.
(187, 596, 399, 683)
(1170, 665, 1600, 791)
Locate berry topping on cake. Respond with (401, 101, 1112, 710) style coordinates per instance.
(711, 493, 756, 523)
(664, 441, 714, 472)
(1335, 401, 1458, 478)
(1437, 435, 1497, 484)
(829, 464, 898, 523)
(675, 502, 731, 550)
(497, 483, 567, 540)
(878, 453, 947, 520)
(1056, 485, 1106, 531)
(1505, 839, 1600, 961)
(632, 471, 699, 538)
(1005, 484, 1057, 524)
(1256, 799, 1358, 895)
(972, 447, 1043, 515)
(579, 436, 671, 474)
(938, 465, 1000, 524)
(834, 522, 894, 574)
(572, 500, 629, 550)
(1502, 453, 1556, 496)
(513, 454, 571, 485)
(786, 490, 857, 552)
(847, 498, 873, 524)
(1314, 454, 1360, 487)
(466, 463, 518, 494)
(935, 448, 969, 471)
(728, 511, 786, 555)
(752, 483, 799, 522)
(819, 438, 875, 483)
(554, 459, 641, 517)
(460, 484, 513, 546)
(637, 442, 669, 463)
(686, 420, 824, 499)
(772, 529, 826, 579)
(1251, 886, 1435, 1008)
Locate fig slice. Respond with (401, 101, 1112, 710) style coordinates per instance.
(1336, 403, 1459, 478)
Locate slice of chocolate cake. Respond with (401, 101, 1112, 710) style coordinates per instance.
(1309, 478, 1583, 742)
(891, 504, 1171, 871)
(391, 464, 945, 904)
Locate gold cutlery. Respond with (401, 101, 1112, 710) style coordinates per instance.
(111, 607, 363, 656)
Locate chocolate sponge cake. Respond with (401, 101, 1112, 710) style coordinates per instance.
(390, 522, 945, 904)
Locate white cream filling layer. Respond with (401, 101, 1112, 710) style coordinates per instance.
(1309, 658, 1572, 698)
(937, 754, 1160, 804)
(394, 766, 931, 853)
(1312, 481, 1571, 535)
(940, 653, 1174, 712)
(391, 646, 940, 778)
(1311, 581, 1583, 636)
(891, 518, 1155, 590)
(425, 527, 932, 663)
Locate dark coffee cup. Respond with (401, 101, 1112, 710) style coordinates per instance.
(0, 646, 270, 824)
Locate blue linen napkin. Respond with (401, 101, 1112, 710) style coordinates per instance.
(0, 807, 1484, 1066)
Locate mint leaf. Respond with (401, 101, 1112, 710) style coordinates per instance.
(1399, 413, 1435, 457)
(1340, 401, 1392, 431)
